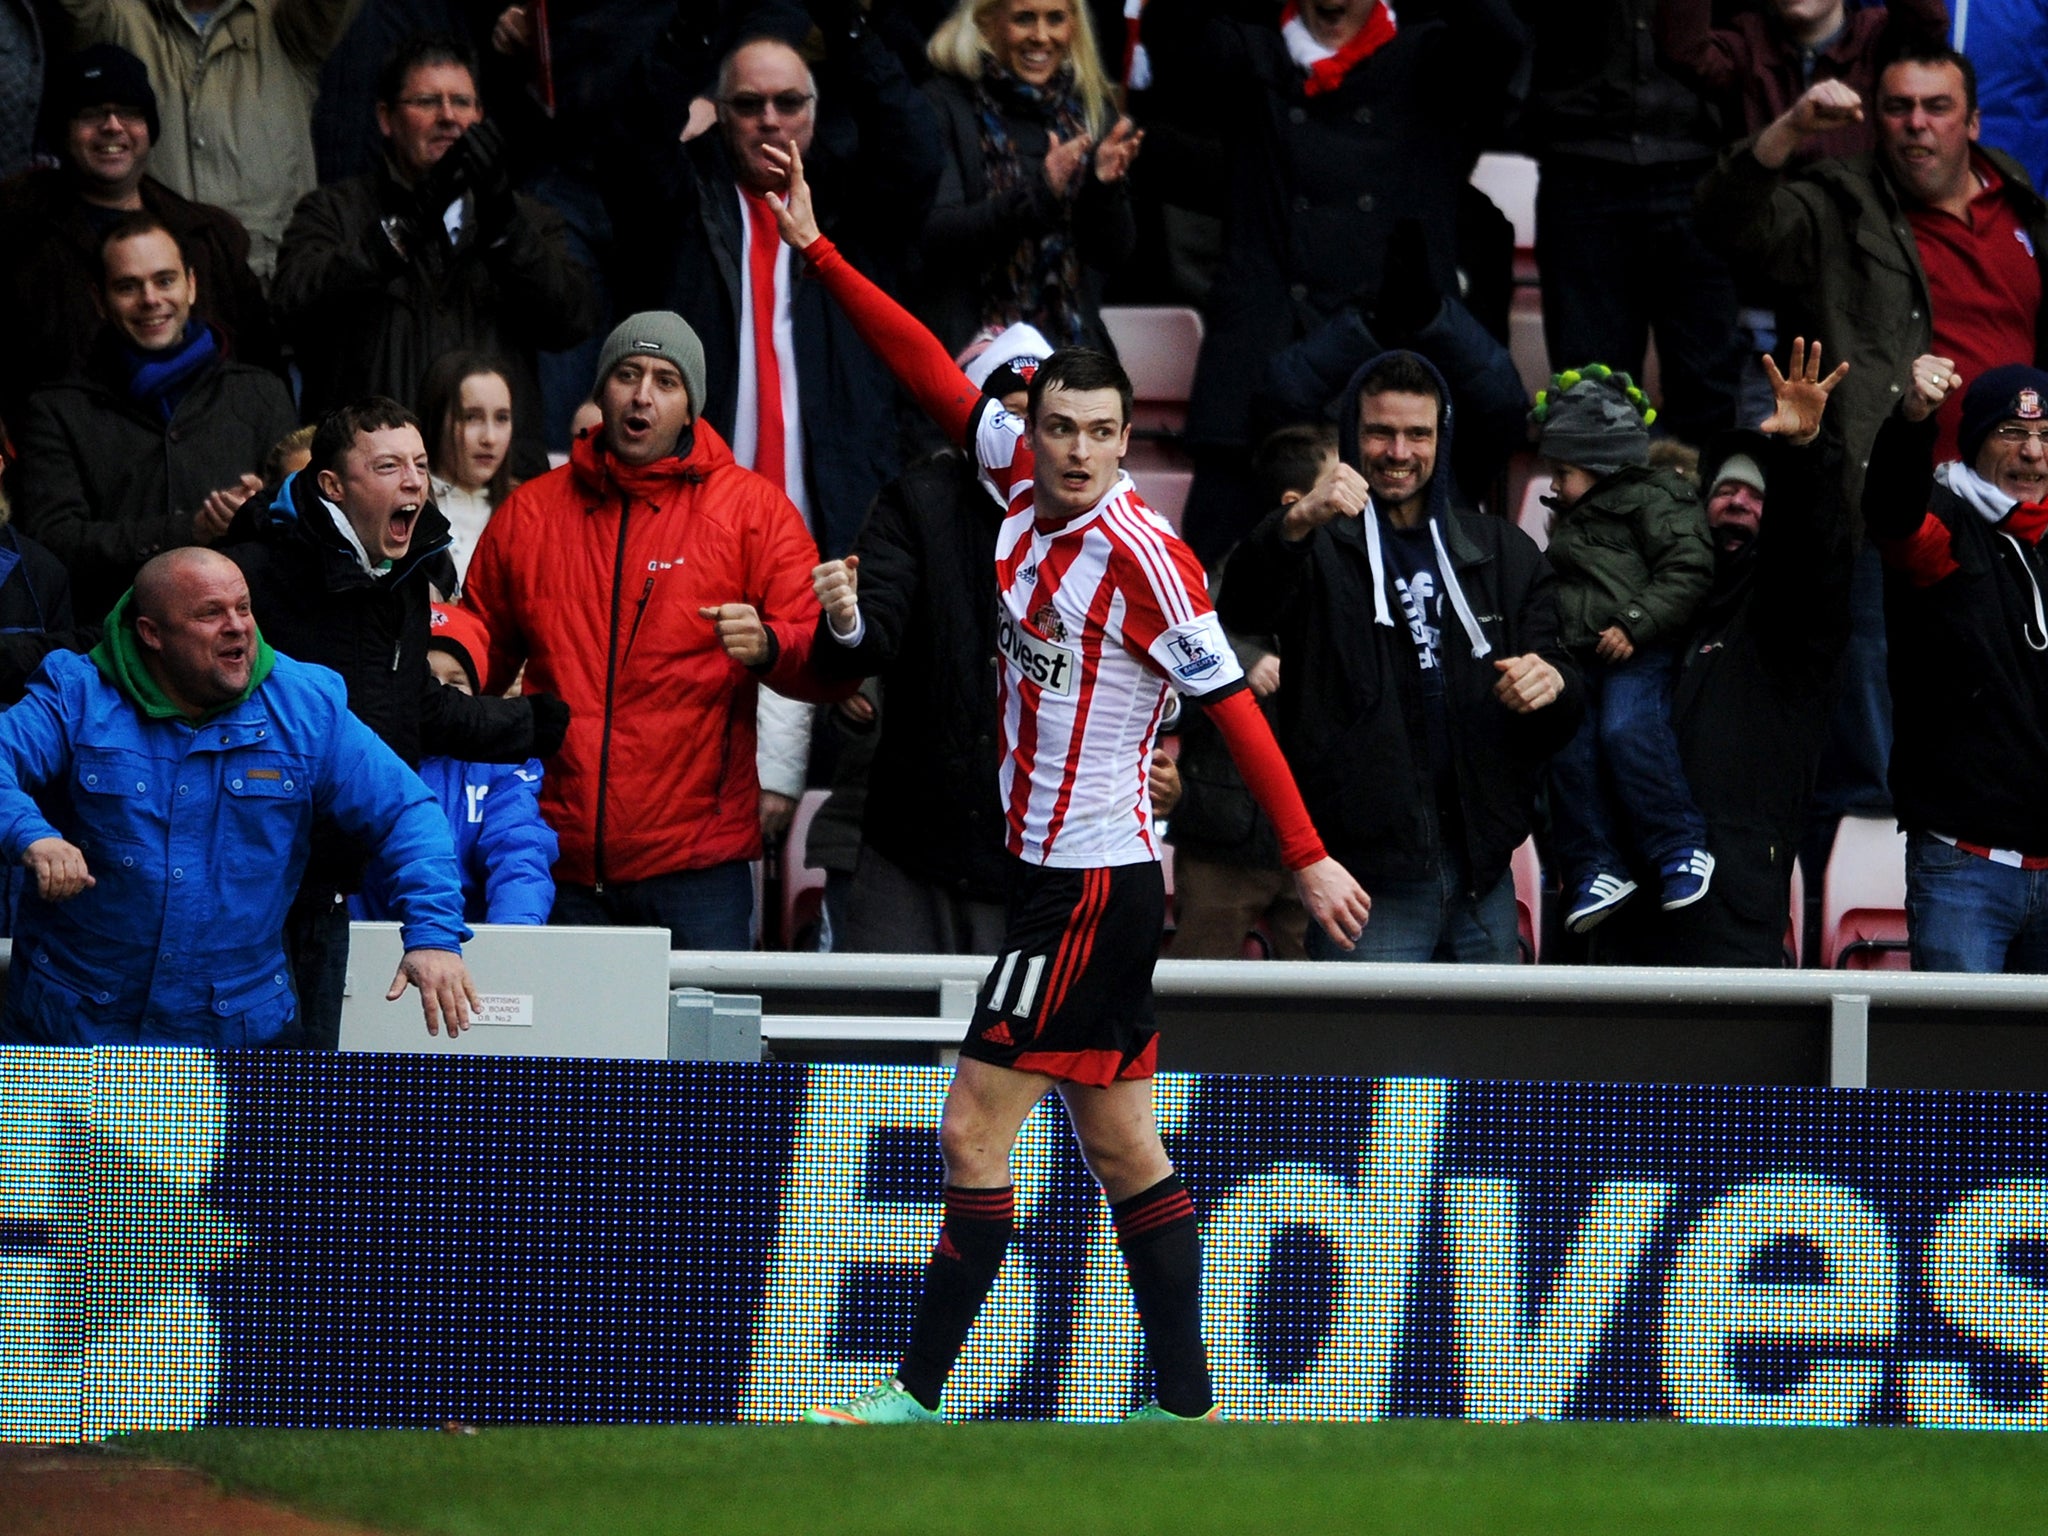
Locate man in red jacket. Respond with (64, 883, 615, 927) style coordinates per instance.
(463, 311, 853, 949)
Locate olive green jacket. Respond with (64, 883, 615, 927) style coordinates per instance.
(1544, 466, 1713, 651)
(1697, 138, 2048, 520)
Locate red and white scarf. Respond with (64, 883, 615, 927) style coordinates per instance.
(1280, 1, 1397, 97)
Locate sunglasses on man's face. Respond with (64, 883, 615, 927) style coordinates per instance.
(722, 91, 814, 119)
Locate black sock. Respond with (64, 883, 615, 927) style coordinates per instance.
(896, 1184, 1014, 1411)
(1112, 1173, 1213, 1417)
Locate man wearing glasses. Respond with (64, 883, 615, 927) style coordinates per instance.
(625, 23, 938, 566)
(1865, 361, 2048, 972)
(617, 21, 937, 846)
(273, 31, 595, 477)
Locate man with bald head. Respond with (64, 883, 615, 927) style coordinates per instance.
(625, 23, 938, 560)
(0, 548, 480, 1047)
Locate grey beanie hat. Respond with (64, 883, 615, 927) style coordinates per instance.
(1536, 371, 1651, 478)
(1710, 451, 1767, 498)
(594, 311, 707, 415)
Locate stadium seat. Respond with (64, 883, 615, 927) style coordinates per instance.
(1511, 835, 1542, 963)
(1100, 306, 1203, 435)
(1516, 474, 1554, 551)
(1158, 840, 1177, 952)
(1142, 468, 1193, 532)
(1785, 857, 1804, 968)
(1821, 815, 1910, 970)
(780, 788, 833, 950)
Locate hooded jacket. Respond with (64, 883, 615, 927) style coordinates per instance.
(1543, 465, 1714, 651)
(226, 469, 552, 889)
(350, 755, 557, 926)
(462, 422, 856, 887)
(1220, 351, 1583, 894)
(1865, 410, 2048, 853)
(0, 636, 463, 1048)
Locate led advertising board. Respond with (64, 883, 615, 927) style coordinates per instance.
(3, 1049, 2045, 1437)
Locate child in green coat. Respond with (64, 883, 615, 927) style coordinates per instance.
(1535, 366, 1715, 933)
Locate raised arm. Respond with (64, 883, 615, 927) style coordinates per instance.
(764, 143, 982, 446)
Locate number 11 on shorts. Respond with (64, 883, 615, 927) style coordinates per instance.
(986, 949, 1047, 1019)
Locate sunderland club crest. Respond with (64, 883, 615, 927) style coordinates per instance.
(2017, 388, 2044, 421)
(1030, 604, 1068, 644)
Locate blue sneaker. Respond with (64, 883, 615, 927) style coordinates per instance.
(1565, 872, 1637, 934)
(803, 1379, 943, 1425)
(1659, 849, 1715, 911)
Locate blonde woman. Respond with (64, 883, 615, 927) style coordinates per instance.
(920, 0, 1142, 354)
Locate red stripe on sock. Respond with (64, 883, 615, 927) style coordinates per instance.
(1116, 1194, 1197, 1241)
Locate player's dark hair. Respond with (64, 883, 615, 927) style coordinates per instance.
(97, 211, 194, 286)
(1028, 348, 1134, 428)
(377, 31, 478, 107)
(312, 397, 422, 479)
(1254, 422, 1338, 505)
(1355, 351, 1443, 407)
(1876, 37, 1977, 114)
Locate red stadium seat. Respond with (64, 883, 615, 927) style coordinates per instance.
(1821, 815, 1910, 970)
(1100, 306, 1204, 437)
(1141, 468, 1193, 533)
(779, 788, 833, 950)
(1785, 856, 1805, 968)
(1511, 835, 1542, 963)
(1516, 473, 1554, 551)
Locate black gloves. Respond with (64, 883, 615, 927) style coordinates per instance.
(527, 691, 571, 757)
(428, 119, 518, 240)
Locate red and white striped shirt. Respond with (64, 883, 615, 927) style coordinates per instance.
(971, 400, 1244, 867)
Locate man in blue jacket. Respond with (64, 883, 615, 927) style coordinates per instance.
(0, 546, 479, 1046)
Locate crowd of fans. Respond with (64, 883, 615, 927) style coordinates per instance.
(0, 0, 2044, 1050)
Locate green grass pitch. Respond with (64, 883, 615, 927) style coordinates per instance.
(120, 1420, 2048, 1535)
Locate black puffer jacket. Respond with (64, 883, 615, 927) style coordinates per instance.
(808, 450, 1011, 903)
(226, 469, 560, 887)
(272, 161, 595, 477)
(1220, 352, 1582, 895)
(14, 334, 298, 623)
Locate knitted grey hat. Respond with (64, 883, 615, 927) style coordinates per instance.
(1710, 451, 1767, 498)
(1535, 369, 1652, 478)
(594, 312, 706, 415)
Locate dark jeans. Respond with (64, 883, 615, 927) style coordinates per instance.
(1306, 852, 1518, 964)
(283, 885, 351, 1050)
(552, 861, 755, 951)
(1549, 646, 1708, 886)
(1905, 832, 2048, 974)
(1536, 156, 1742, 449)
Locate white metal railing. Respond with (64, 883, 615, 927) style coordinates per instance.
(664, 952, 2048, 1090)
